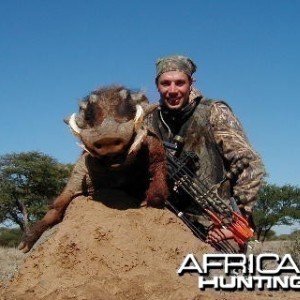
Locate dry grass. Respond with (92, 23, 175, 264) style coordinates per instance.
(0, 246, 24, 286)
(251, 239, 292, 255)
(288, 237, 300, 265)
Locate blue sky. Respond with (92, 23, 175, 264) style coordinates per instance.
(1, 0, 299, 192)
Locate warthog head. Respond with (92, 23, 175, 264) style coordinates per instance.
(66, 86, 157, 168)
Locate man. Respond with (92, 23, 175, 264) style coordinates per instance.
(147, 54, 265, 251)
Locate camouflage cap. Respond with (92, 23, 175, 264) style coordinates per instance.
(155, 55, 197, 78)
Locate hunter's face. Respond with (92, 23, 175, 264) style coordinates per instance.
(157, 71, 192, 110)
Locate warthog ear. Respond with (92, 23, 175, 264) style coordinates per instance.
(79, 100, 88, 111)
(129, 91, 159, 130)
(129, 90, 158, 116)
(63, 117, 70, 125)
(130, 91, 148, 105)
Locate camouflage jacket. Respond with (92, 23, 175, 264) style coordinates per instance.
(208, 100, 265, 207)
(147, 88, 265, 214)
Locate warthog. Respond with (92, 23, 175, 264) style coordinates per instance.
(18, 86, 169, 253)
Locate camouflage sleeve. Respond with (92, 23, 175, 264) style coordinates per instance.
(210, 102, 265, 210)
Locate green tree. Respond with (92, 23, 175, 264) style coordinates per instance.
(264, 229, 277, 241)
(0, 151, 72, 231)
(254, 183, 300, 242)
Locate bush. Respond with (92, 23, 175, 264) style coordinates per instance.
(0, 227, 22, 247)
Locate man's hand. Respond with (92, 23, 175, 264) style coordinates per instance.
(206, 227, 234, 245)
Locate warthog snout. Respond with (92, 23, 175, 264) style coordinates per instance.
(93, 137, 128, 157)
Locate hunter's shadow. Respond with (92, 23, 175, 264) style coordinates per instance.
(92, 188, 144, 210)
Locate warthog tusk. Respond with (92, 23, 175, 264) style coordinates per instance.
(76, 143, 95, 157)
(68, 113, 81, 137)
(133, 104, 144, 131)
(128, 128, 147, 155)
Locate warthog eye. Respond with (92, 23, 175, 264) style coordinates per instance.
(116, 101, 135, 122)
(94, 143, 102, 149)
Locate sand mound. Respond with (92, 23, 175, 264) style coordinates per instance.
(1, 191, 297, 300)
